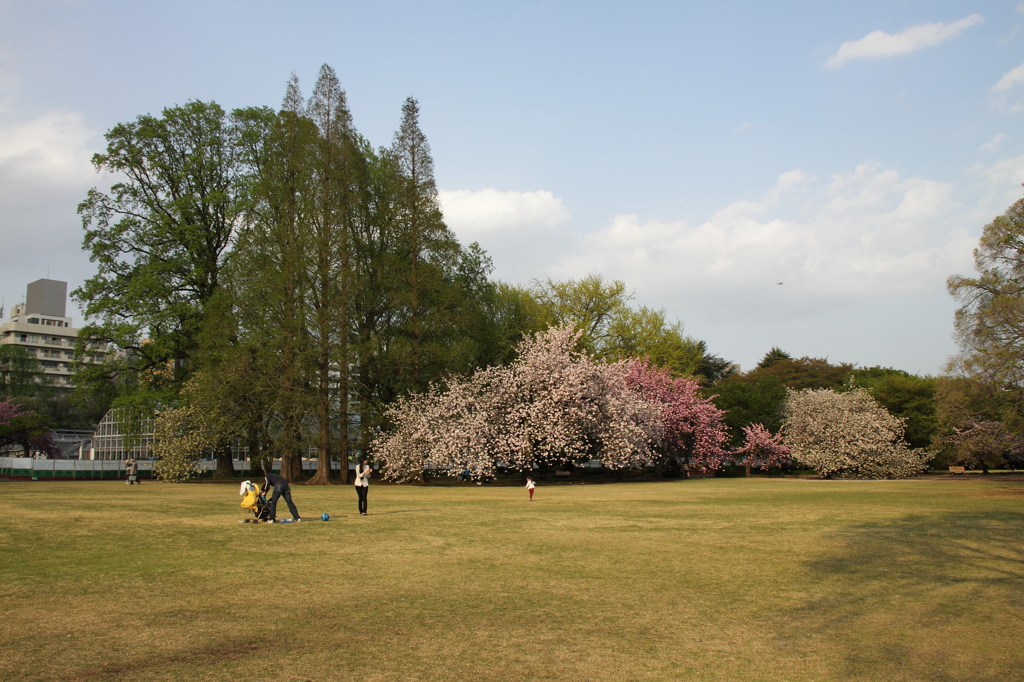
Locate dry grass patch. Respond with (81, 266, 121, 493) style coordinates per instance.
(1, 478, 1022, 680)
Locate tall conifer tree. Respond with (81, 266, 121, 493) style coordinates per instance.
(305, 65, 365, 484)
(231, 77, 317, 481)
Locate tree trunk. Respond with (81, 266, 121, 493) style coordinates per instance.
(745, 462, 751, 478)
(337, 327, 349, 486)
(307, 357, 333, 485)
(337, 393, 349, 486)
(214, 441, 235, 478)
(279, 414, 304, 482)
(306, 446, 333, 484)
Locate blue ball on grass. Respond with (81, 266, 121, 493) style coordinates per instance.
(321, 512, 330, 521)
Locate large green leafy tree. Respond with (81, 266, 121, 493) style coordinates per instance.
(529, 275, 633, 353)
(71, 70, 576, 482)
(75, 101, 249, 415)
(948, 197, 1024, 389)
(711, 374, 788, 447)
(0, 346, 47, 399)
(469, 281, 550, 368)
(849, 368, 937, 450)
(351, 145, 406, 448)
(605, 306, 705, 377)
(940, 196, 1024, 462)
(710, 350, 852, 447)
(748, 356, 853, 391)
(0, 398, 59, 457)
(527, 275, 717, 379)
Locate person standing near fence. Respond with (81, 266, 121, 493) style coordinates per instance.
(125, 458, 139, 485)
(354, 457, 371, 515)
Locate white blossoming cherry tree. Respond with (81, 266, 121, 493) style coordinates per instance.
(374, 325, 736, 481)
(783, 388, 932, 479)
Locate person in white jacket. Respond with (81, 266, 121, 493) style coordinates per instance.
(526, 476, 535, 501)
(355, 457, 371, 515)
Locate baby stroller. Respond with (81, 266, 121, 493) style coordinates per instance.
(240, 480, 271, 523)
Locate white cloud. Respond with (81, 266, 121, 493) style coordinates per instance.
(0, 111, 96, 180)
(826, 14, 983, 69)
(969, 152, 1024, 211)
(439, 188, 570, 234)
(434, 165, 978, 374)
(438, 188, 573, 284)
(980, 133, 1008, 152)
(992, 62, 1024, 92)
(0, 111, 102, 316)
(991, 62, 1024, 112)
(971, 152, 1024, 185)
(552, 162, 971, 319)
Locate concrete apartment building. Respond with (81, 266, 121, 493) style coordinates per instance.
(0, 278, 107, 390)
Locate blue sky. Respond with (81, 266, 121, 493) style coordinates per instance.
(1, 0, 1023, 375)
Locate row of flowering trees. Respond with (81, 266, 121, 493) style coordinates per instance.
(374, 326, 789, 481)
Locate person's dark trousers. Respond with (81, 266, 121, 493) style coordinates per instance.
(356, 485, 368, 514)
(269, 484, 300, 521)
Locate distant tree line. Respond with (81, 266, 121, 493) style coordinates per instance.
(64, 65, 1024, 481)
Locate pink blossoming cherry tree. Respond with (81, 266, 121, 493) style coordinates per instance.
(622, 359, 730, 475)
(733, 423, 790, 477)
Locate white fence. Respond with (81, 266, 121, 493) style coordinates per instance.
(0, 457, 354, 479)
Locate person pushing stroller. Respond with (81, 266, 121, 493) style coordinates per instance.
(263, 472, 301, 523)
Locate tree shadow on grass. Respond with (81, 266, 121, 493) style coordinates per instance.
(778, 510, 1024, 681)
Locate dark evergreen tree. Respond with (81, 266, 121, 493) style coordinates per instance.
(757, 346, 792, 370)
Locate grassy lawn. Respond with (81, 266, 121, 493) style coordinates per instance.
(1, 477, 1022, 681)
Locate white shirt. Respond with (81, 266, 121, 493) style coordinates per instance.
(355, 464, 371, 487)
(526, 480, 535, 489)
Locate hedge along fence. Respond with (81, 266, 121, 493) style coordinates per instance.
(0, 458, 356, 480)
